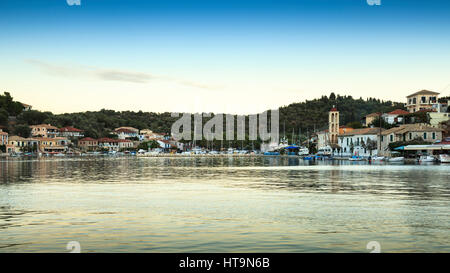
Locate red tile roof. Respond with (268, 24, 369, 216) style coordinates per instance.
(59, 126, 84, 132)
(388, 109, 409, 115)
(97, 138, 119, 143)
(117, 139, 132, 142)
(79, 137, 97, 142)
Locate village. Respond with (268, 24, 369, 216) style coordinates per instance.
(0, 90, 449, 162)
(311, 90, 449, 163)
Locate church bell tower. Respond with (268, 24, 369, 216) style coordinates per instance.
(329, 106, 339, 145)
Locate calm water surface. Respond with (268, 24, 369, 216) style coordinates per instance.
(0, 156, 449, 252)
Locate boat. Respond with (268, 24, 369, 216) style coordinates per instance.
(372, 156, 385, 161)
(298, 147, 309, 156)
(439, 154, 450, 163)
(419, 155, 436, 163)
(349, 156, 363, 161)
(388, 157, 404, 162)
(264, 151, 280, 156)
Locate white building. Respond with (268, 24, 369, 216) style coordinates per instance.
(428, 101, 449, 128)
(113, 127, 139, 140)
(382, 109, 409, 125)
(316, 130, 329, 150)
(336, 127, 383, 157)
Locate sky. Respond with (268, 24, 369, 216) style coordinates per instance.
(0, 0, 449, 114)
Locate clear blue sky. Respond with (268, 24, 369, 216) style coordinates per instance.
(1, 0, 449, 114)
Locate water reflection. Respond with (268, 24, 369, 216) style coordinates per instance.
(0, 156, 449, 252)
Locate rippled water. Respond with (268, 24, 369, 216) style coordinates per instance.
(0, 156, 449, 252)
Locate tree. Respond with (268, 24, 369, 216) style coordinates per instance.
(346, 121, 363, 129)
(0, 108, 8, 126)
(369, 117, 395, 129)
(14, 124, 31, 138)
(0, 92, 23, 116)
(362, 139, 377, 156)
(329, 92, 336, 100)
(137, 140, 160, 150)
(17, 110, 52, 125)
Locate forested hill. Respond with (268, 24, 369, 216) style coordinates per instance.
(279, 93, 405, 134)
(1, 92, 405, 139)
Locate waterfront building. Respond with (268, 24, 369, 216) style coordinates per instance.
(58, 126, 85, 138)
(113, 127, 139, 140)
(30, 124, 59, 138)
(0, 129, 8, 146)
(97, 138, 120, 151)
(317, 126, 353, 151)
(78, 137, 98, 151)
(35, 137, 69, 153)
(117, 139, 134, 150)
(378, 123, 444, 156)
(406, 90, 439, 113)
(7, 136, 40, 153)
(336, 127, 382, 157)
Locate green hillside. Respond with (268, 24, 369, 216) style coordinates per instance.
(1, 92, 406, 147)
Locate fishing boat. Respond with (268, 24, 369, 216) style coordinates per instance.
(298, 147, 309, 156)
(372, 156, 385, 161)
(349, 155, 363, 161)
(419, 155, 436, 163)
(439, 154, 450, 163)
(264, 151, 280, 156)
(388, 156, 404, 163)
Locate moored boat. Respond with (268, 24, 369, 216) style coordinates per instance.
(439, 154, 450, 163)
(419, 155, 436, 163)
(388, 156, 404, 162)
(349, 156, 363, 161)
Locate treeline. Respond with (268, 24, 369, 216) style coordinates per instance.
(0, 92, 25, 126)
(1, 91, 406, 145)
(278, 93, 405, 133)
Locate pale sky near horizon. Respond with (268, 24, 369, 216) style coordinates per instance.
(1, 0, 449, 114)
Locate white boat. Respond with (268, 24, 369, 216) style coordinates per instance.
(388, 157, 404, 162)
(372, 156, 385, 161)
(419, 155, 436, 163)
(439, 154, 450, 163)
(298, 147, 309, 156)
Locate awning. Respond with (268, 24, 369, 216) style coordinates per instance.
(284, 146, 299, 149)
(401, 144, 450, 151)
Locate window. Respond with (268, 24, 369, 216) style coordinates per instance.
(413, 98, 416, 104)
(390, 135, 393, 142)
(423, 133, 427, 139)
(432, 132, 436, 140)
(421, 96, 426, 103)
(409, 133, 412, 140)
